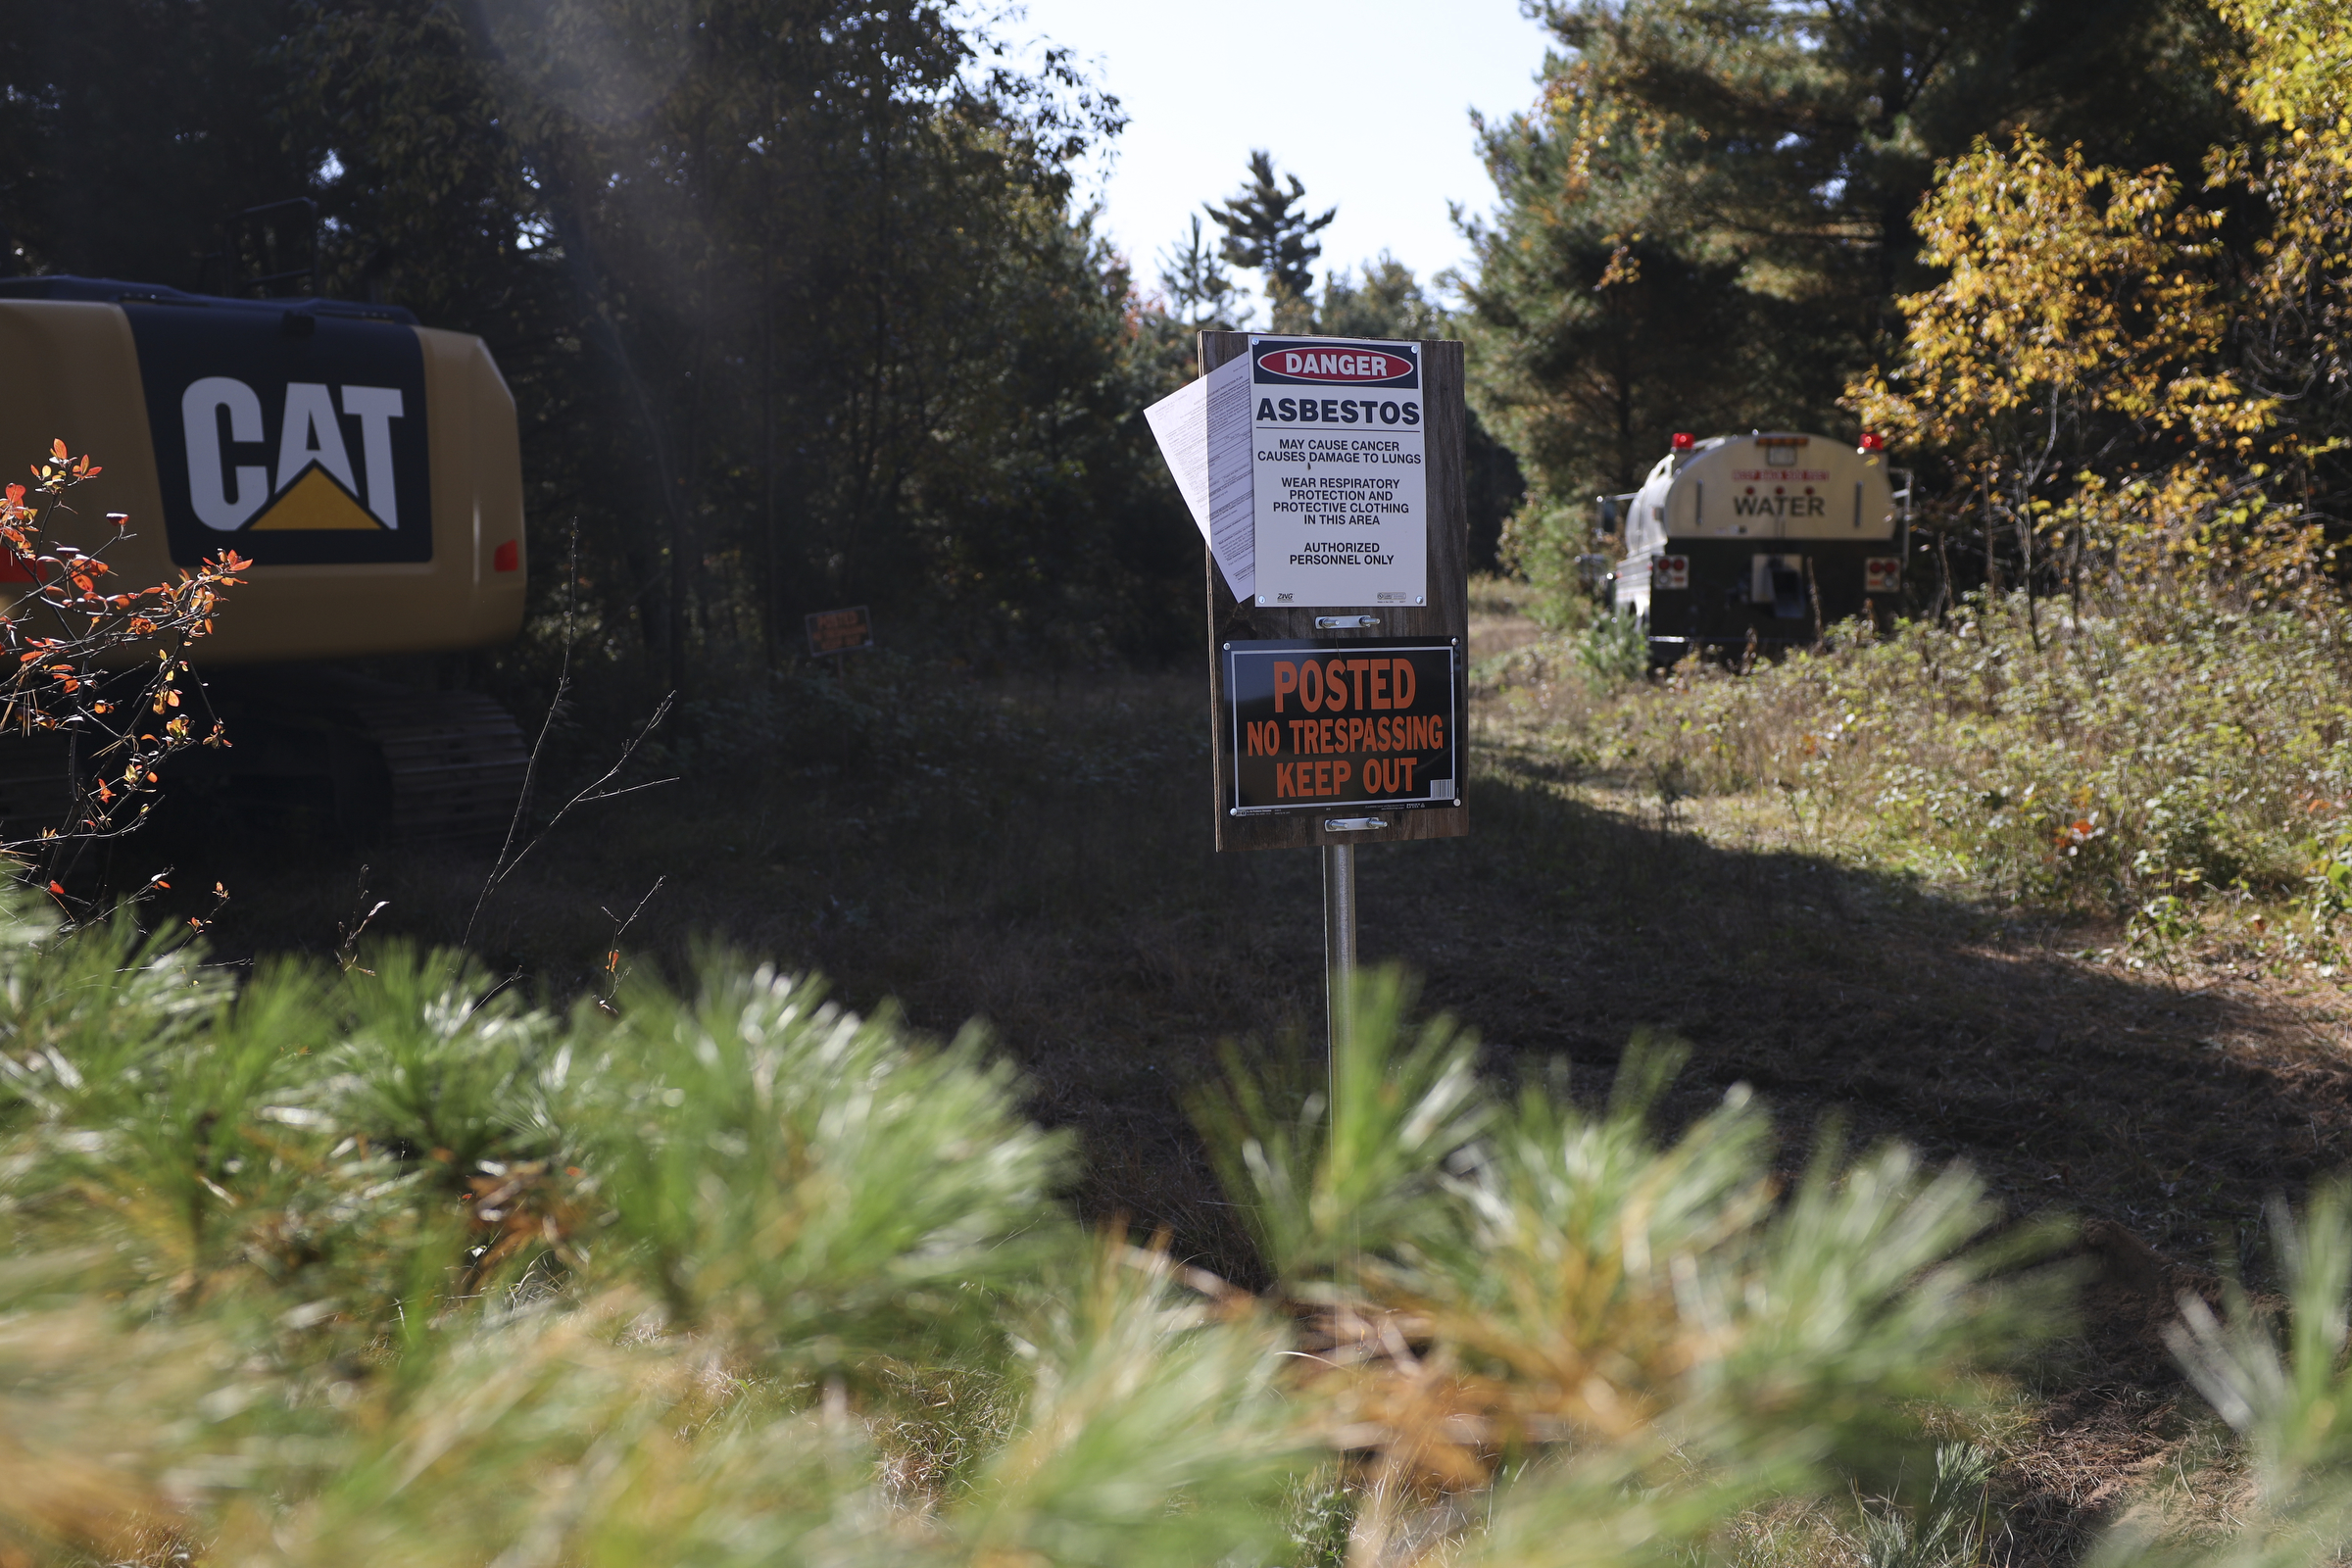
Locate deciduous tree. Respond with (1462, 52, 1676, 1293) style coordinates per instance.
(1463, 0, 2251, 600)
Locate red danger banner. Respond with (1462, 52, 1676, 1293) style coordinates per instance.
(1224, 638, 1458, 815)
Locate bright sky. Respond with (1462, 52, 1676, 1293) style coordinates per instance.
(992, 1, 1559, 321)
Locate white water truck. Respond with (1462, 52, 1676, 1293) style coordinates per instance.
(1601, 430, 1908, 665)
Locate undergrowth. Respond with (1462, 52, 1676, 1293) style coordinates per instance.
(1482, 585, 2352, 972)
(0, 890, 2070, 1566)
(4, 888, 2352, 1564)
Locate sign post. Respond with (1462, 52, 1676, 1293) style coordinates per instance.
(1323, 836, 1359, 1096)
(1152, 330, 1471, 1105)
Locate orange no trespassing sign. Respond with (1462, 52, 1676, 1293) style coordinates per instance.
(805, 606, 873, 657)
(1223, 637, 1459, 816)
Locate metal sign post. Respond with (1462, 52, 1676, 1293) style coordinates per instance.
(1151, 329, 1472, 1112)
(1323, 841, 1357, 1102)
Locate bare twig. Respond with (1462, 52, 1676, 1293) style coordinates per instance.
(467, 695, 674, 932)
(595, 874, 666, 1011)
(463, 557, 677, 958)
(335, 864, 388, 975)
(488, 525, 579, 879)
(570, 775, 678, 807)
(464, 520, 678, 948)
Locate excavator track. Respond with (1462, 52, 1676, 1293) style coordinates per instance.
(171, 668, 532, 846)
(336, 689, 529, 842)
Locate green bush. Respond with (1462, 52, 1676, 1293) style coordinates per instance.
(0, 897, 2339, 1565)
(1497, 496, 1606, 632)
(1580, 608, 1651, 684)
(1505, 586, 2352, 919)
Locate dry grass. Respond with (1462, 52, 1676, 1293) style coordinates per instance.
(61, 581, 2352, 1560)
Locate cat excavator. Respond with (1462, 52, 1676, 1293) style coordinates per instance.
(0, 271, 529, 841)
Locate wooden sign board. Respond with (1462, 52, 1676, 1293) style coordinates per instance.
(805, 605, 873, 657)
(1200, 332, 1469, 851)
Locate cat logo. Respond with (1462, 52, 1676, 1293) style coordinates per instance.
(183, 378, 407, 534)
(126, 303, 432, 566)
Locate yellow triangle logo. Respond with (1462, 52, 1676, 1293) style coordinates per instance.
(246, 464, 386, 531)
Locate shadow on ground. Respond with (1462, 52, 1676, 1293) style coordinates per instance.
(122, 674, 2345, 1247)
(114, 668, 2350, 1562)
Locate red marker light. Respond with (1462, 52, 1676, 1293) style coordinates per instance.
(1670, 432, 1695, 452)
(1858, 432, 1885, 453)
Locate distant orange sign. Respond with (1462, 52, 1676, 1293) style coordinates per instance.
(805, 606, 873, 657)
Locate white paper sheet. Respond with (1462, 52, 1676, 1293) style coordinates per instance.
(1143, 375, 1211, 536)
(1202, 355, 1254, 601)
(1144, 355, 1254, 601)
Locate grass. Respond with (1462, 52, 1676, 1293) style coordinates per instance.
(33, 571, 2352, 1561)
(1481, 583, 2352, 936)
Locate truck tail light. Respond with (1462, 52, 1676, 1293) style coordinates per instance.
(1865, 556, 1901, 593)
(1858, 431, 1885, 453)
(1670, 431, 1695, 452)
(1652, 555, 1689, 589)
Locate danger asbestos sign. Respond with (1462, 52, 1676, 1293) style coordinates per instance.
(1249, 336, 1427, 609)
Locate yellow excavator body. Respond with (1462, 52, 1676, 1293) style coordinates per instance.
(0, 278, 532, 841)
(0, 281, 525, 662)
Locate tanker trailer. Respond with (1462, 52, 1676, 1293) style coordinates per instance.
(0, 275, 528, 840)
(1605, 429, 1906, 667)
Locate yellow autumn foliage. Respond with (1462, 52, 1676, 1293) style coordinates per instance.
(1847, 1, 2352, 604)
(2215, 0, 2352, 130)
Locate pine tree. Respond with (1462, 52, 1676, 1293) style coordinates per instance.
(1317, 255, 1524, 569)
(1316, 253, 1446, 342)
(1205, 150, 1334, 333)
(1156, 214, 1241, 330)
